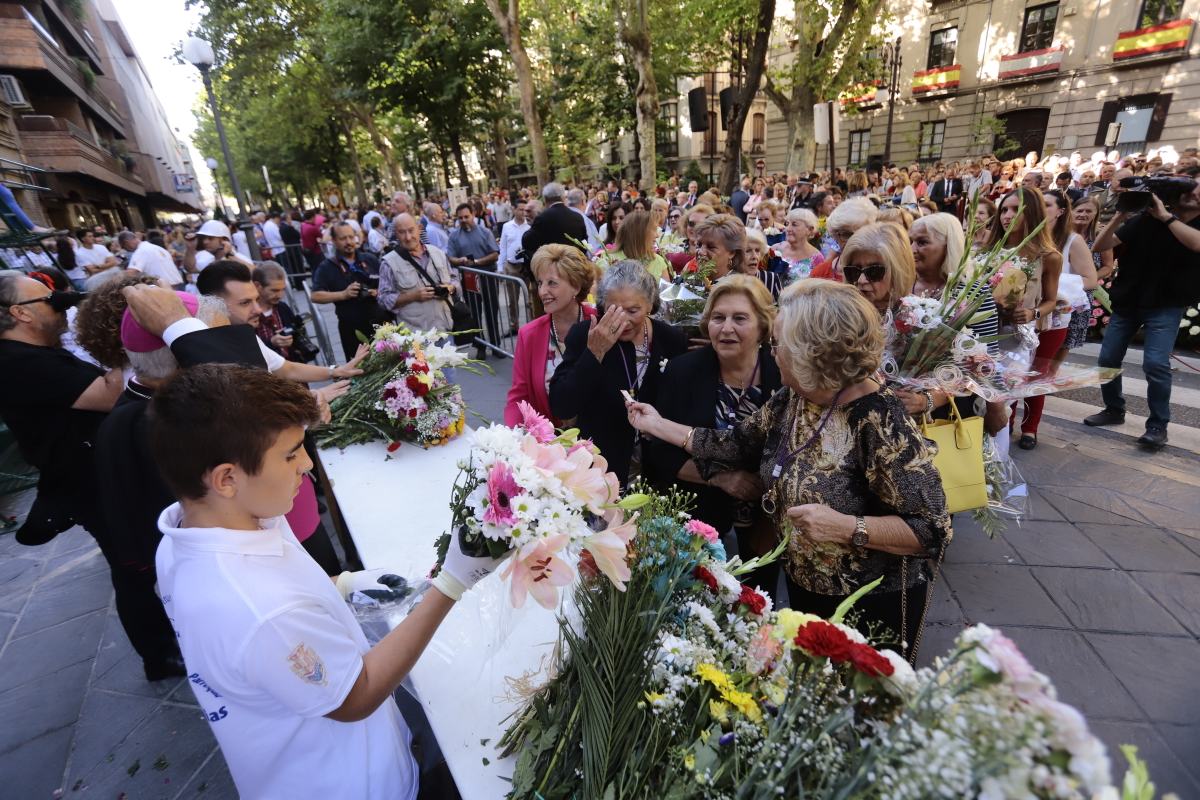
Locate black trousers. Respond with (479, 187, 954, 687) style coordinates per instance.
(784, 575, 929, 658)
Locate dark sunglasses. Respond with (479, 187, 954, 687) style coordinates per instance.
(843, 263, 888, 283)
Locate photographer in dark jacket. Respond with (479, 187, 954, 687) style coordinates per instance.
(1084, 175, 1200, 449)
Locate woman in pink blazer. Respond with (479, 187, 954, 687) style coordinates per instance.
(505, 244, 597, 426)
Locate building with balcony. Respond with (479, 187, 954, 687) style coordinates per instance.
(780, 0, 1198, 172)
(0, 0, 200, 232)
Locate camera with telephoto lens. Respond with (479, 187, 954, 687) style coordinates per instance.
(1116, 175, 1198, 213)
(433, 285, 449, 298)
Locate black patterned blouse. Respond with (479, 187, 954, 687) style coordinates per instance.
(691, 385, 952, 595)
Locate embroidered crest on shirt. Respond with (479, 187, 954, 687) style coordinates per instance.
(287, 643, 327, 686)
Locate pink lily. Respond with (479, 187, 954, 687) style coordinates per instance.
(501, 534, 574, 609)
(582, 510, 637, 591)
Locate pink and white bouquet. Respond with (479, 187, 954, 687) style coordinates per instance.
(987, 252, 1036, 311)
(317, 323, 473, 451)
(432, 401, 642, 609)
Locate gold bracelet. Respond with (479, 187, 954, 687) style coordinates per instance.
(683, 427, 696, 451)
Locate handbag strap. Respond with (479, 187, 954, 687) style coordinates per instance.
(393, 248, 455, 312)
(901, 536, 948, 666)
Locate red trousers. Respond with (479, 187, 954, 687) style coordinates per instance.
(1015, 326, 1070, 436)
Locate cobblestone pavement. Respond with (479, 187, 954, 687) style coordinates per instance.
(1, 358, 1197, 797)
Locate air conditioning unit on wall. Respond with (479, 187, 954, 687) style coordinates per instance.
(0, 75, 32, 109)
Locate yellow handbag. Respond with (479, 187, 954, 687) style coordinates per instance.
(921, 400, 987, 514)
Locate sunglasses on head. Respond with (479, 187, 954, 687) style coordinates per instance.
(843, 263, 888, 283)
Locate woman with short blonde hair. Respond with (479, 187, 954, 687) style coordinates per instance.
(777, 207, 824, 285)
(627, 278, 950, 653)
(699, 273, 776, 343)
(840, 222, 916, 313)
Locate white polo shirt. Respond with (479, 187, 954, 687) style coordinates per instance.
(128, 240, 184, 286)
(156, 504, 418, 799)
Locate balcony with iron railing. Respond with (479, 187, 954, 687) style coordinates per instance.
(0, 5, 126, 136)
(36, 0, 104, 72)
(15, 114, 143, 195)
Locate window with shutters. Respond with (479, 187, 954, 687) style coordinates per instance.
(657, 103, 678, 158)
(848, 130, 871, 166)
(1138, 0, 1183, 28)
(918, 121, 946, 161)
(1020, 3, 1059, 52)
(927, 28, 958, 69)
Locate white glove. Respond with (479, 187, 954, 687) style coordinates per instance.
(431, 531, 510, 601)
(335, 568, 398, 599)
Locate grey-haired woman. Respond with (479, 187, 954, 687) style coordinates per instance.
(549, 260, 688, 485)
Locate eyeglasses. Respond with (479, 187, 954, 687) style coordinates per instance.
(842, 263, 888, 283)
(11, 295, 53, 307)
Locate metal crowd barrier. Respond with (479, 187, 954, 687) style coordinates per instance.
(456, 264, 535, 359)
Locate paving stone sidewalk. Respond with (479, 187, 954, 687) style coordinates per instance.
(1, 366, 1197, 796)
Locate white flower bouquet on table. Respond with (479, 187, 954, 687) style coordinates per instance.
(430, 401, 643, 609)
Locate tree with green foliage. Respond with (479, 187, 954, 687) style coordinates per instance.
(763, 0, 888, 175)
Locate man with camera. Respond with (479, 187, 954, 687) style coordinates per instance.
(1085, 175, 1200, 449)
(378, 213, 459, 333)
(311, 220, 389, 360)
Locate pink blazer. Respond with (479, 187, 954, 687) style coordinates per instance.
(504, 306, 596, 426)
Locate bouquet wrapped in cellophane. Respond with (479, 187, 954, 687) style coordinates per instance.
(430, 402, 644, 610)
(658, 257, 715, 329)
(497, 486, 1152, 800)
(315, 323, 476, 451)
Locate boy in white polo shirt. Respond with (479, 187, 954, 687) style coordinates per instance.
(151, 364, 505, 798)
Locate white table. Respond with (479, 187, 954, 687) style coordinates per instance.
(318, 436, 560, 799)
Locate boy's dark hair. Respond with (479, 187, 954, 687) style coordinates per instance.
(149, 365, 318, 500)
(196, 259, 253, 297)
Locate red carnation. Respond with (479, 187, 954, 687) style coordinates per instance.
(408, 409, 418, 418)
(793, 620, 856, 662)
(847, 643, 894, 678)
(386, 441, 402, 453)
(738, 584, 766, 615)
(383, 387, 398, 401)
(694, 565, 718, 591)
(406, 374, 430, 396)
(411, 361, 429, 373)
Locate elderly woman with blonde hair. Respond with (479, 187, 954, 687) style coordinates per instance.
(811, 197, 879, 281)
(627, 280, 950, 654)
(646, 275, 784, 590)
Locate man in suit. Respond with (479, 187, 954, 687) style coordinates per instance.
(929, 168, 963, 215)
(522, 182, 587, 273)
(729, 176, 752, 223)
(681, 181, 700, 209)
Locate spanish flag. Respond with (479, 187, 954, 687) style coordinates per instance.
(1114, 19, 1193, 61)
(911, 65, 961, 94)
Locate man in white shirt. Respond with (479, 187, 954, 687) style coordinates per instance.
(498, 200, 532, 326)
(118, 231, 184, 288)
(195, 259, 366, 381)
(73, 229, 119, 276)
(148, 361, 509, 798)
(262, 211, 286, 256)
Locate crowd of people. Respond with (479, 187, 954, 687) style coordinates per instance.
(0, 140, 1196, 797)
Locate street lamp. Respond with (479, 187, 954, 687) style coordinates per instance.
(183, 36, 260, 259)
(205, 155, 226, 219)
(875, 36, 903, 165)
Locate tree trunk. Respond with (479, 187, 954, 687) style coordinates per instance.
(718, 0, 776, 195)
(448, 130, 470, 188)
(617, 0, 657, 191)
(352, 105, 402, 192)
(484, 0, 550, 186)
(340, 121, 368, 208)
(437, 146, 451, 191)
(491, 115, 510, 188)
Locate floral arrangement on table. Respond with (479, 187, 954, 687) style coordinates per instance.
(315, 323, 473, 451)
(429, 401, 641, 609)
(497, 486, 1156, 800)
